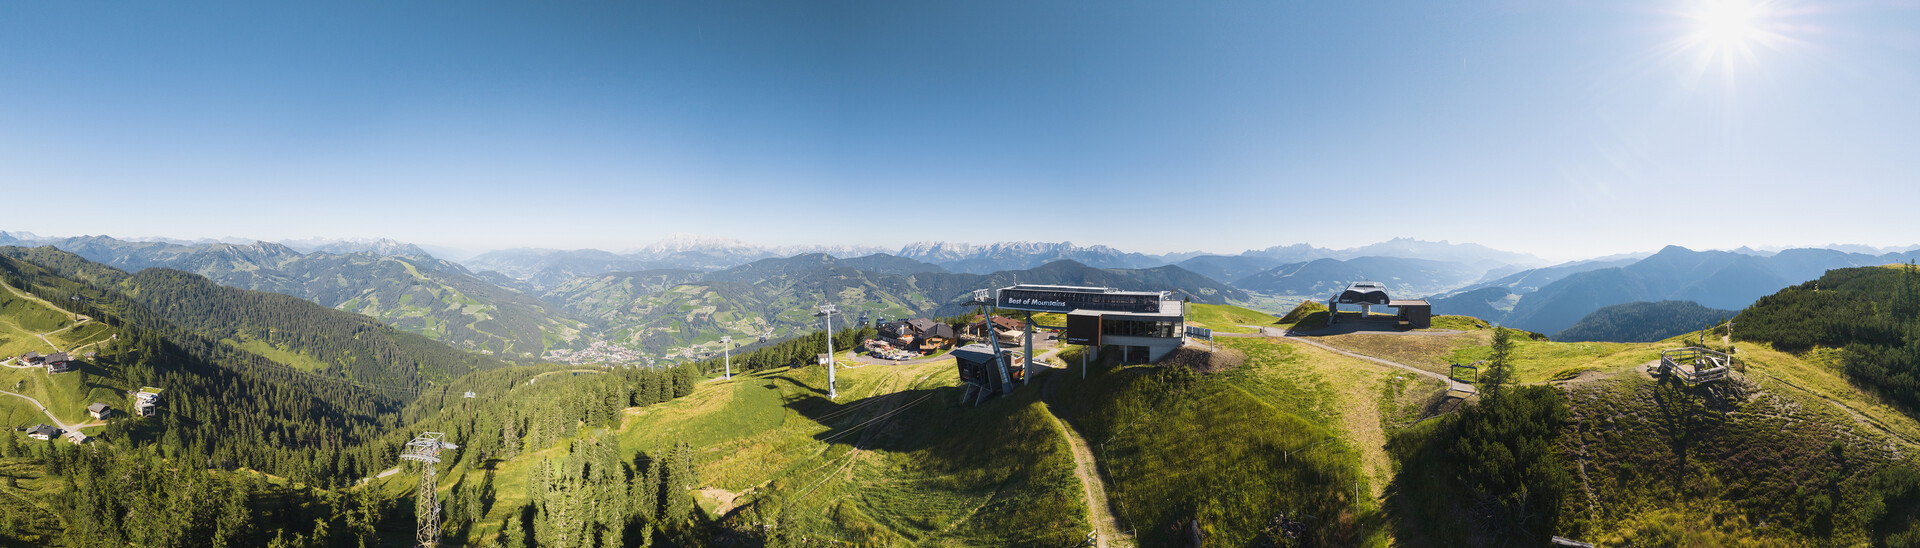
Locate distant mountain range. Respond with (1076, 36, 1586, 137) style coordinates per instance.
(1441, 246, 1920, 336)
(10, 229, 1919, 355)
(542, 254, 1244, 361)
(0, 233, 585, 357)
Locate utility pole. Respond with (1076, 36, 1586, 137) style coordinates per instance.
(721, 336, 733, 380)
(817, 303, 838, 399)
(401, 432, 458, 548)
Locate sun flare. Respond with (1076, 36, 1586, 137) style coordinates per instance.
(1693, 0, 1765, 48)
(1674, 0, 1792, 83)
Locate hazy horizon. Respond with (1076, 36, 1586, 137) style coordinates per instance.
(8, 226, 1920, 266)
(5, 2, 1917, 263)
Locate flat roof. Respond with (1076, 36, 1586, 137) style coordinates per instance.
(1388, 299, 1430, 306)
(997, 284, 1177, 314)
(1101, 301, 1184, 319)
(1002, 284, 1164, 296)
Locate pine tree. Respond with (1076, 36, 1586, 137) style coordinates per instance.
(1483, 327, 1515, 398)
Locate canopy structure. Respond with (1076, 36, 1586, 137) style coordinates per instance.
(1328, 282, 1392, 325)
(1336, 282, 1391, 305)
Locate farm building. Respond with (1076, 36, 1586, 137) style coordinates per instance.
(45, 352, 73, 373)
(65, 431, 89, 445)
(87, 403, 112, 420)
(19, 352, 42, 365)
(27, 424, 60, 441)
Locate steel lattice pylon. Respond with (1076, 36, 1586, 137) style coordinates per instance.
(401, 432, 458, 547)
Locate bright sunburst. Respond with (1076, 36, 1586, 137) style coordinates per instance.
(1677, 0, 1788, 82)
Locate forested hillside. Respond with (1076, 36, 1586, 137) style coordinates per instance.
(0, 245, 718, 545)
(0, 247, 406, 486)
(9, 236, 587, 358)
(1553, 300, 1737, 342)
(1736, 264, 1920, 409)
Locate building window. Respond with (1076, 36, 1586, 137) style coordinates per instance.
(1100, 318, 1181, 338)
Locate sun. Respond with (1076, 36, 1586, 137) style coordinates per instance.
(1693, 0, 1764, 48)
(1679, 0, 1783, 73)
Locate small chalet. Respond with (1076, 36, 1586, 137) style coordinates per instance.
(44, 352, 73, 373)
(877, 320, 918, 347)
(19, 352, 43, 365)
(65, 431, 89, 445)
(965, 315, 1027, 343)
(87, 403, 111, 420)
(27, 424, 60, 441)
(879, 318, 956, 353)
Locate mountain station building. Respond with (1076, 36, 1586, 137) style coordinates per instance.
(996, 284, 1185, 364)
(1328, 282, 1431, 329)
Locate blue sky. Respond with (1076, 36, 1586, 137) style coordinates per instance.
(3, 1, 1917, 261)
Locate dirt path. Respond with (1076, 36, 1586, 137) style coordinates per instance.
(1042, 372, 1134, 548)
(1263, 329, 1477, 395)
(0, 388, 79, 432)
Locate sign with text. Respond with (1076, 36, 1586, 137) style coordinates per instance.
(1065, 312, 1102, 346)
(997, 288, 1162, 314)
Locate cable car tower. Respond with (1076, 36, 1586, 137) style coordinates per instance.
(969, 289, 1015, 396)
(401, 432, 458, 547)
(815, 303, 839, 399)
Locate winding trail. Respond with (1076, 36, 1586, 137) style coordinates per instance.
(1041, 371, 1134, 548)
(1230, 325, 1477, 395)
(0, 388, 82, 432)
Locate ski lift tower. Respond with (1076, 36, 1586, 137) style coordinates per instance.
(815, 303, 839, 399)
(968, 289, 1016, 395)
(401, 432, 458, 547)
(720, 336, 733, 380)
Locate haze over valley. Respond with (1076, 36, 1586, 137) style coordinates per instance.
(6, 1, 1920, 546)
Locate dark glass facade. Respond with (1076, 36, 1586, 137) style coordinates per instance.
(1100, 317, 1181, 338)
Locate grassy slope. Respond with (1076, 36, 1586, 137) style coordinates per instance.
(407, 359, 1090, 547)
(0, 282, 124, 429)
(1046, 337, 1446, 547)
(1185, 302, 1282, 334)
(1300, 319, 1920, 545)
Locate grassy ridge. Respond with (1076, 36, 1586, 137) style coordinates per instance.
(421, 359, 1090, 546)
(1186, 303, 1282, 334)
(1051, 339, 1398, 546)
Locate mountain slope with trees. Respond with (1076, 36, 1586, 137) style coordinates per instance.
(4, 236, 588, 358)
(1552, 300, 1738, 342)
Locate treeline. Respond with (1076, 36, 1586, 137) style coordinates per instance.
(387, 363, 698, 474)
(125, 268, 509, 387)
(1388, 328, 1571, 545)
(49, 442, 390, 547)
(1553, 300, 1737, 343)
(1737, 265, 1920, 410)
(488, 437, 704, 547)
(1390, 385, 1570, 545)
(0, 248, 409, 485)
